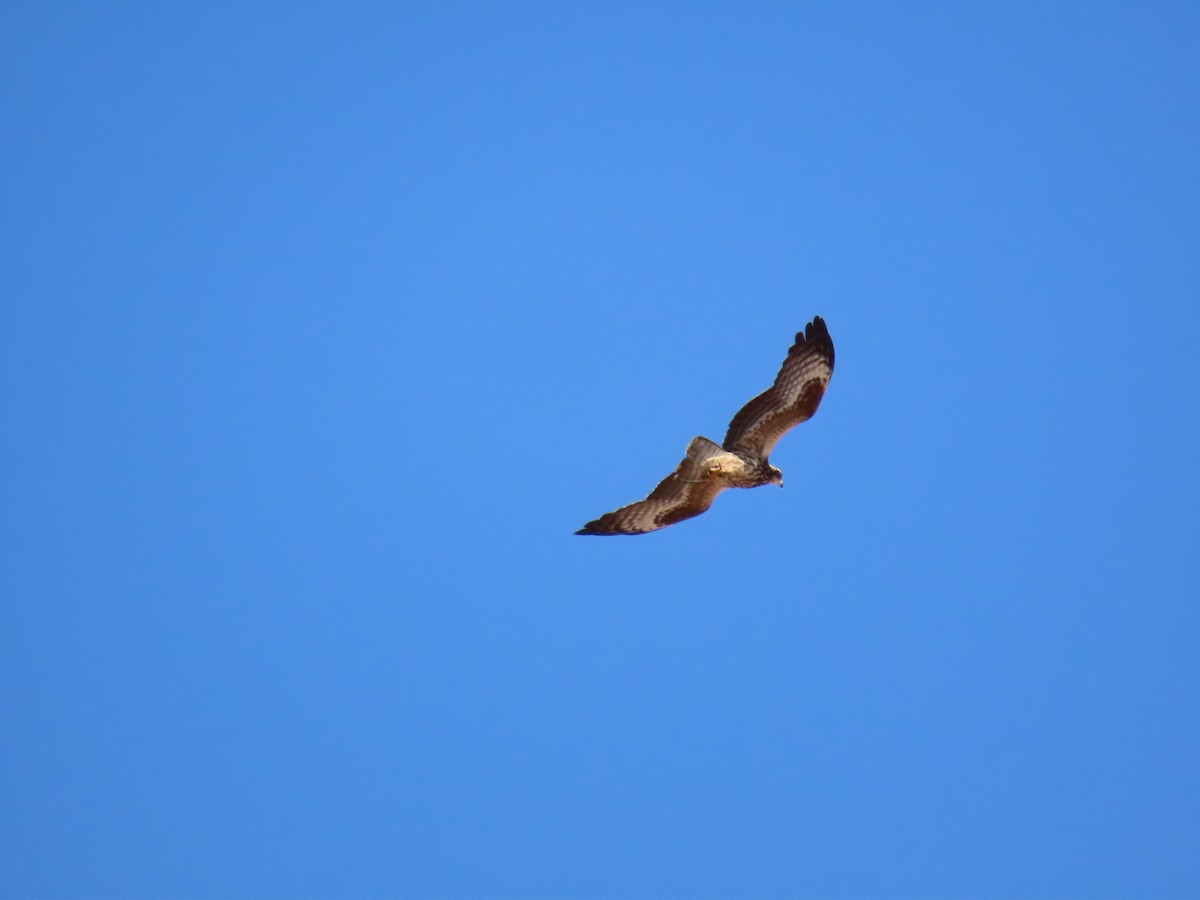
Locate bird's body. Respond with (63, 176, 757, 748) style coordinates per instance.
(576, 316, 834, 536)
(695, 441, 781, 489)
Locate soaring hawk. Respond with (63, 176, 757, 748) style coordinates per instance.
(576, 316, 835, 536)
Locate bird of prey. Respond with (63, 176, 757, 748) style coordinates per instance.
(575, 316, 834, 536)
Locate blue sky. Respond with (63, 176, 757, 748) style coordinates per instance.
(3, 2, 1199, 897)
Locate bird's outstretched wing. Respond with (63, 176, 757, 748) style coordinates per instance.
(576, 437, 728, 536)
(722, 316, 835, 458)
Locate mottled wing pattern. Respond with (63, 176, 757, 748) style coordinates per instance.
(575, 450, 728, 536)
(722, 316, 835, 458)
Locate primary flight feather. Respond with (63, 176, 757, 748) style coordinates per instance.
(576, 315, 835, 536)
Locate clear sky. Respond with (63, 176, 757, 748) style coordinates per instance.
(3, 2, 1199, 897)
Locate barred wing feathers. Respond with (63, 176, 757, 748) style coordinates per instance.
(722, 316, 835, 458)
(575, 438, 728, 536)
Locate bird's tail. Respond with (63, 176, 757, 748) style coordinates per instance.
(685, 436, 724, 462)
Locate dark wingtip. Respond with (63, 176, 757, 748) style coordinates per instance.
(803, 315, 834, 369)
(576, 520, 643, 536)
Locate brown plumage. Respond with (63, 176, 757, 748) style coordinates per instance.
(576, 316, 835, 536)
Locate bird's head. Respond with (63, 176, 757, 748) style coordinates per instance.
(767, 465, 783, 488)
